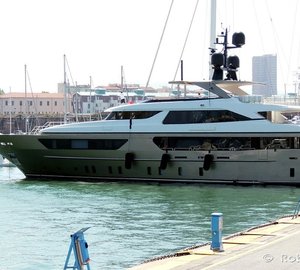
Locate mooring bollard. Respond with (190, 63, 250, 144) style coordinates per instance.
(211, 212, 223, 251)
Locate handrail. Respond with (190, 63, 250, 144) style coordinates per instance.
(29, 121, 64, 134)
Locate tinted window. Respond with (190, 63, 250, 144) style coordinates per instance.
(39, 139, 127, 150)
(106, 111, 160, 120)
(163, 110, 250, 124)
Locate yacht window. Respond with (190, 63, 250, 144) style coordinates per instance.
(106, 111, 160, 120)
(163, 110, 250, 124)
(154, 136, 298, 150)
(153, 137, 252, 150)
(39, 139, 127, 150)
(258, 111, 267, 119)
(258, 111, 288, 123)
(71, 140, 88, 149)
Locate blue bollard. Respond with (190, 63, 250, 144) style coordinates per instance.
(210, 212, 223, 251)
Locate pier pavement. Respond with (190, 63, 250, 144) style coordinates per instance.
(129, 215, 300, 270)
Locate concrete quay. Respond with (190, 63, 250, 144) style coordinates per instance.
(129, 215, 300, 270)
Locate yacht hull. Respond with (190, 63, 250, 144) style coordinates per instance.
(1, 133, 300, 185)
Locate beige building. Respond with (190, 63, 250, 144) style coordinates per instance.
(0, 92, 72, 116)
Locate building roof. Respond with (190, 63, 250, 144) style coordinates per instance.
(0, 92, 68, 99)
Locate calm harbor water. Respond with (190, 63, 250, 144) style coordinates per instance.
(1, 167, 300, 270)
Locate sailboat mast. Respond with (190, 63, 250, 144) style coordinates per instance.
(121, 65, 128, 100)
(121, 65, 123, 92)
(209, 0, 217, 80)
(24, 64, 28, 133)
(89, 75, 92, 121)
(9, 87, 12, 134)
(63, 54, 67, 124)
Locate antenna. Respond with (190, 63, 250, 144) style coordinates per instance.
(211, 29, 245, 81)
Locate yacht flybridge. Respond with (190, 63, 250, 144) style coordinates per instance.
(1, 30, 300, 185)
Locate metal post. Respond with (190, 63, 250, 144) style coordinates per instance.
(211, 212, 223, 251)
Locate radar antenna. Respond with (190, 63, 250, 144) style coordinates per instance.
(210, 28, 245, 81)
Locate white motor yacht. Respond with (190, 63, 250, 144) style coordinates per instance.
(1, 30, 300, 184)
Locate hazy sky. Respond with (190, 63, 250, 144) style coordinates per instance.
(0, 0, 299, 93)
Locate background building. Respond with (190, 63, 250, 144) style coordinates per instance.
(0, 92, 70, 116)
(252, 54, 277, 97)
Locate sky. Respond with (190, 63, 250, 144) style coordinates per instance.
(0, 0, 299, 94)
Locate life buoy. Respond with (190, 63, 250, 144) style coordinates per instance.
(125, 152, 135, 169)
(203, 154, 214, 171)
(160, 153, 170, 170)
